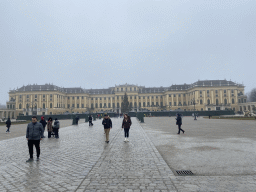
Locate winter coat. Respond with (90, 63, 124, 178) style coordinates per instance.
(176, 116, 182, 125)
(122, 118, 132, 129)
(89, 116, 92, 121)
(6, 119, 11, 127)
(26, 122, 44, 140)
(47, 121, 53, 132)
(53, 120, 60, 129)
(102, 118, 112, 129)
(40, 119, 47, 128)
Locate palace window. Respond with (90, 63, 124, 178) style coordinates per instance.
(100, 103, 102, 108)
(72, 97, 74, 100)
(169, 94, 171, 97)
(43, 103, 45, 109)
(232, 99, 235, 104)
(77, 104, 79, 108)
(147, 102, 150, 106)
(121, 88, 123, 91)
(207, 99, 210, 105)
(134, 96, 136, 99)
(178, 94, 181, 97)
(224, 90, 226, 93)
(91, 104, 94, 108)
(200, 91, 202, 94)
(108, 103, 111, 108)
(169, 102, 172, 106)
(130, 96, 132, 99)
(200, 100, 203, 104)
(173, 94, 176, 97)
(82, 96, 84, 99)
(156, 102, 159, 106)
(224, 99, 227, 105)
(143, 102, 145, 107)
(19, 104, 22, 109)
(130, 88, 132, 91)
(68, 104, 70, 108)
(174, 102, 176, 106)
(50, 103, 52, 108)
(95, 103, 98, 108)
(143, 96, 145, 99)
(27, 95, 29, 98)
(104, 97, 106, 100)
(72, 104, 74, 107)
(207, 90, 209, 94)
(216, 99, 219, 106)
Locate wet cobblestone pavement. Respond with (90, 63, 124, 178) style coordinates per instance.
(0, 118, 177, 192)
(1, 117, 255, 191)
(141, 117, 256, 192)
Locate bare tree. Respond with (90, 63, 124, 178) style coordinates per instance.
(248, 88, 256, 102)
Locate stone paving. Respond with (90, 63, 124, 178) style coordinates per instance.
(141, 117, 256, 192)
(0, 117, 177, 192)
(1, 116, 256, 191)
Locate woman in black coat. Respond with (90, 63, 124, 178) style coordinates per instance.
(176, 114, 185, 134)
(122, 114, 132, 142)
(6, 118, 11, 133)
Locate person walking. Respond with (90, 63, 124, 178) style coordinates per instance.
(75, 115, 80, 125)
(176, 113, 185, 134)
(53, 118, 60, 138)
(47, 117, 53, 138)
(40, 116, 47, 138)
(122, 114, 132, 142)
(102, 114, 112, 143)
(5, 117, 11, 133)
(88, 115, 93, 126)
(26, 116, 44, 162)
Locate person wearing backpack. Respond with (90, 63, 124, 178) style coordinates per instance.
(53, 118, 60, 138)
(176, 113, 185, 134)
(88, 115, 93, 126)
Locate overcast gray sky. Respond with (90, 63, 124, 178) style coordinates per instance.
(0, 0, 255, 105)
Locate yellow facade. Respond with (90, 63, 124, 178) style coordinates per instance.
(7, 80, 247, 116)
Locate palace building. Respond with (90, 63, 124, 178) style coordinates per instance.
(5, 80, 249, 117)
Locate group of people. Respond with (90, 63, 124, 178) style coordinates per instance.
(25, 116, 60, 162)
(101, 114, 132, 143)
(24, 113, 184, 162)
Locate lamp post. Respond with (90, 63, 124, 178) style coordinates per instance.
(191, 98, 199, 120)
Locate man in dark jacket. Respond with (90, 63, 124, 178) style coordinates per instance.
(40, 116, 47, 138)
(88, 115, 93, 126)
(53, 118, 60, 138)
(102, 114, 112, 143)
(6, 117, 11, 133)
(26, 116, 44, 162)
(176, 113, 185, 134)
(75, 115, 79, 125)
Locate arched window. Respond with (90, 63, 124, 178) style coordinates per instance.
(232, 99, 235, 104)
(207, 99, 210, 105)
(200, 100, 203, 104)
(224, 99, 227, 105)
(19, 104, 22, 109)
